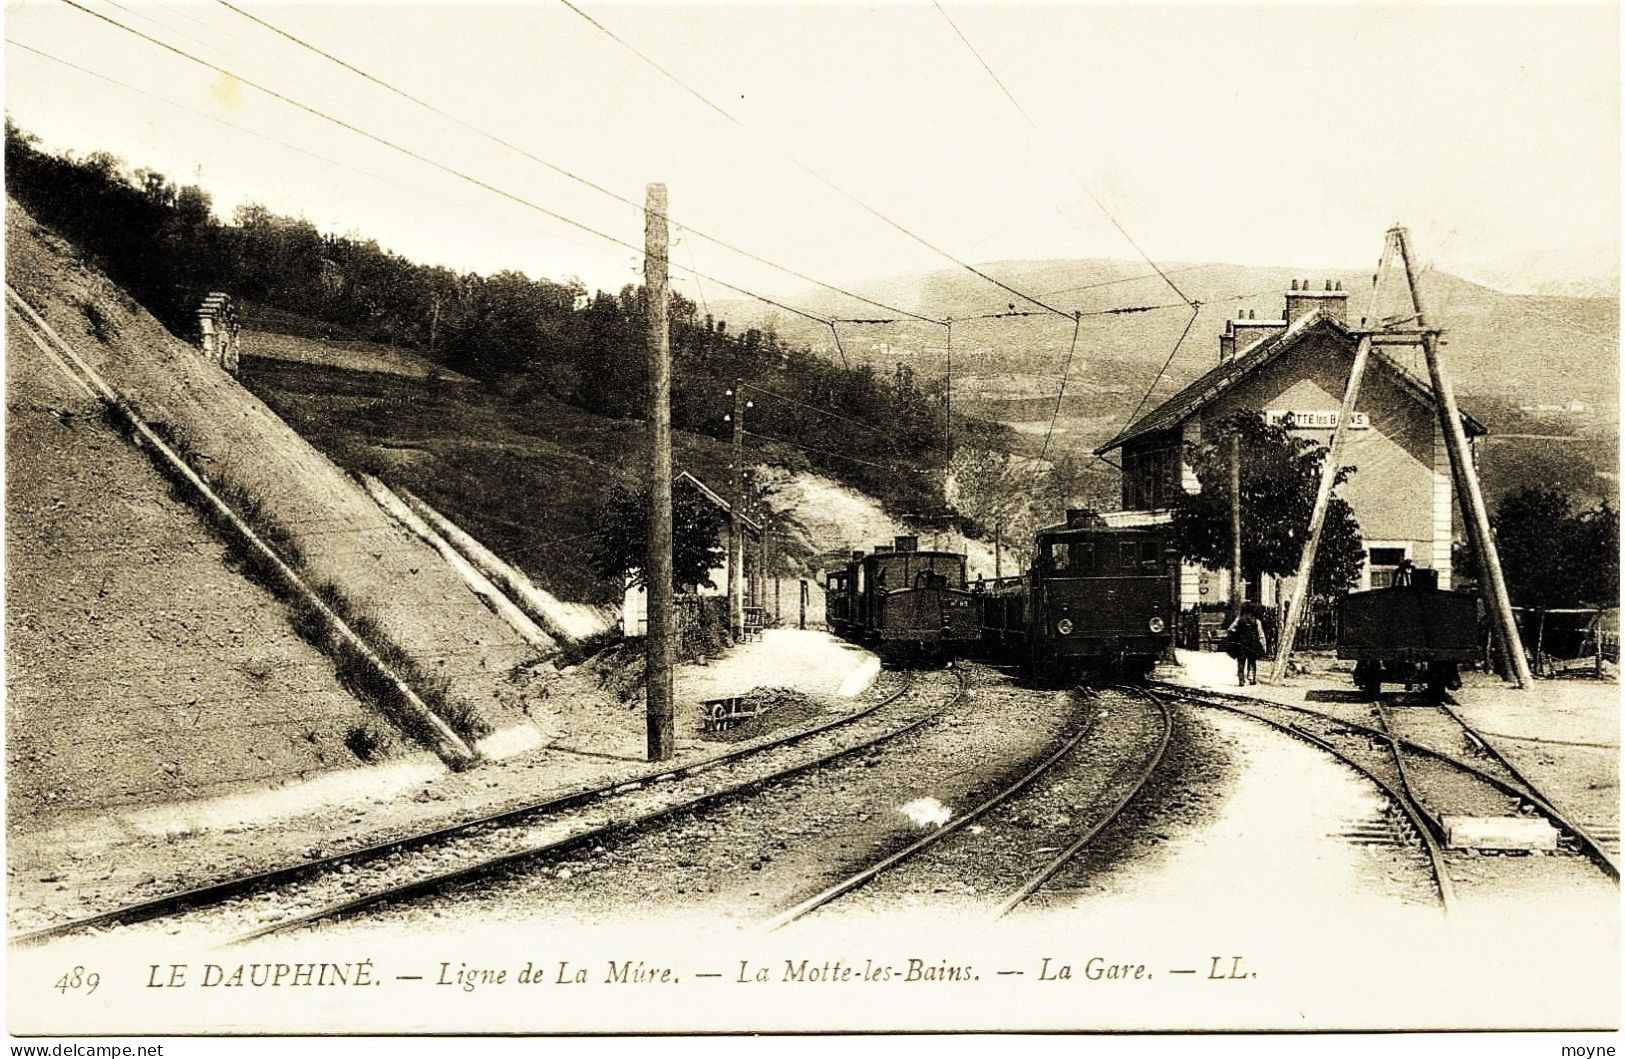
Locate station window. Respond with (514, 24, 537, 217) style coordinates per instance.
(1123, 446, 1179, 510)
(1367, 546, 1409, 589)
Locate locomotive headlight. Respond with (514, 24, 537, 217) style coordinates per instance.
(1148, 617, 1166, 633)
(1056, 618, 1074, 635)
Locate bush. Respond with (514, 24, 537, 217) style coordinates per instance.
(344, 722, 393, 763)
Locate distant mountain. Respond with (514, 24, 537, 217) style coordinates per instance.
(712, 258, 1619, 457)
(1453, 244, 1620, 300)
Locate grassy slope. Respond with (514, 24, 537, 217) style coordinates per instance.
(7, 198, 540, 741)
(716, 258, 1618, 406)
(239, 355, 768, 603)
(6, 297, 388, 822)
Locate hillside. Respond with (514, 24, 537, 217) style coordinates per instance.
(6, 198, 553, 769)
(715, 259, 1617, 421)
(714, 257, 1619, 504)
(240, 354, 742, 604)
(5, 280, 394, 824)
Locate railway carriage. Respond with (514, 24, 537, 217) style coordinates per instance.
(824, 567, 853, 636)
(980, 509, 1177, 681)
(1337, 572, 1479, 697)
(827, 536, 981, 660)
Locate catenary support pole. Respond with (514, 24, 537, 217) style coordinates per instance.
(1394, 227, 1533, 688)
(1269, 335, 1373, 682)
(644, 183, 675, 761)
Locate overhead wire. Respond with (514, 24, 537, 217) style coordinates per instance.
(206, 0, 945, 327)
(1121, 303, 1203, 431)
(51, 0, 838, 330)
(738, 380, 938, 451)
(553, 0, 1073, 321)
(929, 0, 1194, 311)
(4, 38, 589, 258)
(1037, 312, 1083, 466)
(742, 428, 934, 475)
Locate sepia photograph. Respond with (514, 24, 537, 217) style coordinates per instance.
(2, 0, 1619, 1046)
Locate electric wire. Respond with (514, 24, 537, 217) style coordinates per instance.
(930, 0, 1194, 310)
(554, 0, 1073, 321)
(742, 428, 934, 475)
(1037, 312, 1083, 465)
(52, 0, 838, 330)
(206, 0, 945, 327)
(1121, 302, 1203, 430)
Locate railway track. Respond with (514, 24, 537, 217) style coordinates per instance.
(765, 683, 1174, 928)
(11, 669, 954, 947)
(218, 667, 967, 943)
(1150, 683, 1619, 913)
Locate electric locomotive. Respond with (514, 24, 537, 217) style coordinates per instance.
(980, 509, 1177, 681)
(825, 535, 980, 660)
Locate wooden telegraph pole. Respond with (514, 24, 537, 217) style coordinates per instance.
(1270, 232, 1391, 681)
(1229, 434, 1243, 613)
(1268, 335, 1372, 681)
(643, 183, 675, 760)
(728, 379, 745, 641)
(1267, 226, 1532, 689)
(1393, 226, 1532, 688)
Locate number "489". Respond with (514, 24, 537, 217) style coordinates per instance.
(54, 966, 100, 995)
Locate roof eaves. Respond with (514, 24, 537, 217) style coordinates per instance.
(1094, 313, 1329, 454)
(674, 470, 762, 533)
(1095, 311, 1486, 451)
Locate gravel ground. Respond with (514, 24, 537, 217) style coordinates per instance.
(13, 669, 911, 944)
(328, 662, 1082, 931)
(846, 685, 1173, 914)
(1170, 648, 1619, 846)
(1023, 705, 1442, 924)
(10, 633, 881, 935)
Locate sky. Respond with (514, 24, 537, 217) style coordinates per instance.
(4, 1, 1619, 320)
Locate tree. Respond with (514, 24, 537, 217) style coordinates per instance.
(590, 482, 726, 592)
(1482, 489, 1619, 608)
(1172, 411, 1365, 597)
(946, 443, 1025, 539)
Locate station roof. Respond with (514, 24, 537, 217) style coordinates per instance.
(1095, 311, 1487, 455)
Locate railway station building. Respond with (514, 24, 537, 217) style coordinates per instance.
(1094, 280, 1485, 610)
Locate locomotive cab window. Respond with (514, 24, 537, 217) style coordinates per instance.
(1119, 541, 1140, 570)
(1139, 540, 1162, 571)
(1048, 541, 1071, 574)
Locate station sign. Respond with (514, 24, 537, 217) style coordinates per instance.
(1264, 409, 1370, 431)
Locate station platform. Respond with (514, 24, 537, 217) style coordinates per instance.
(676, 628, 880, 703)
(1161, 647, 1619, 838)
